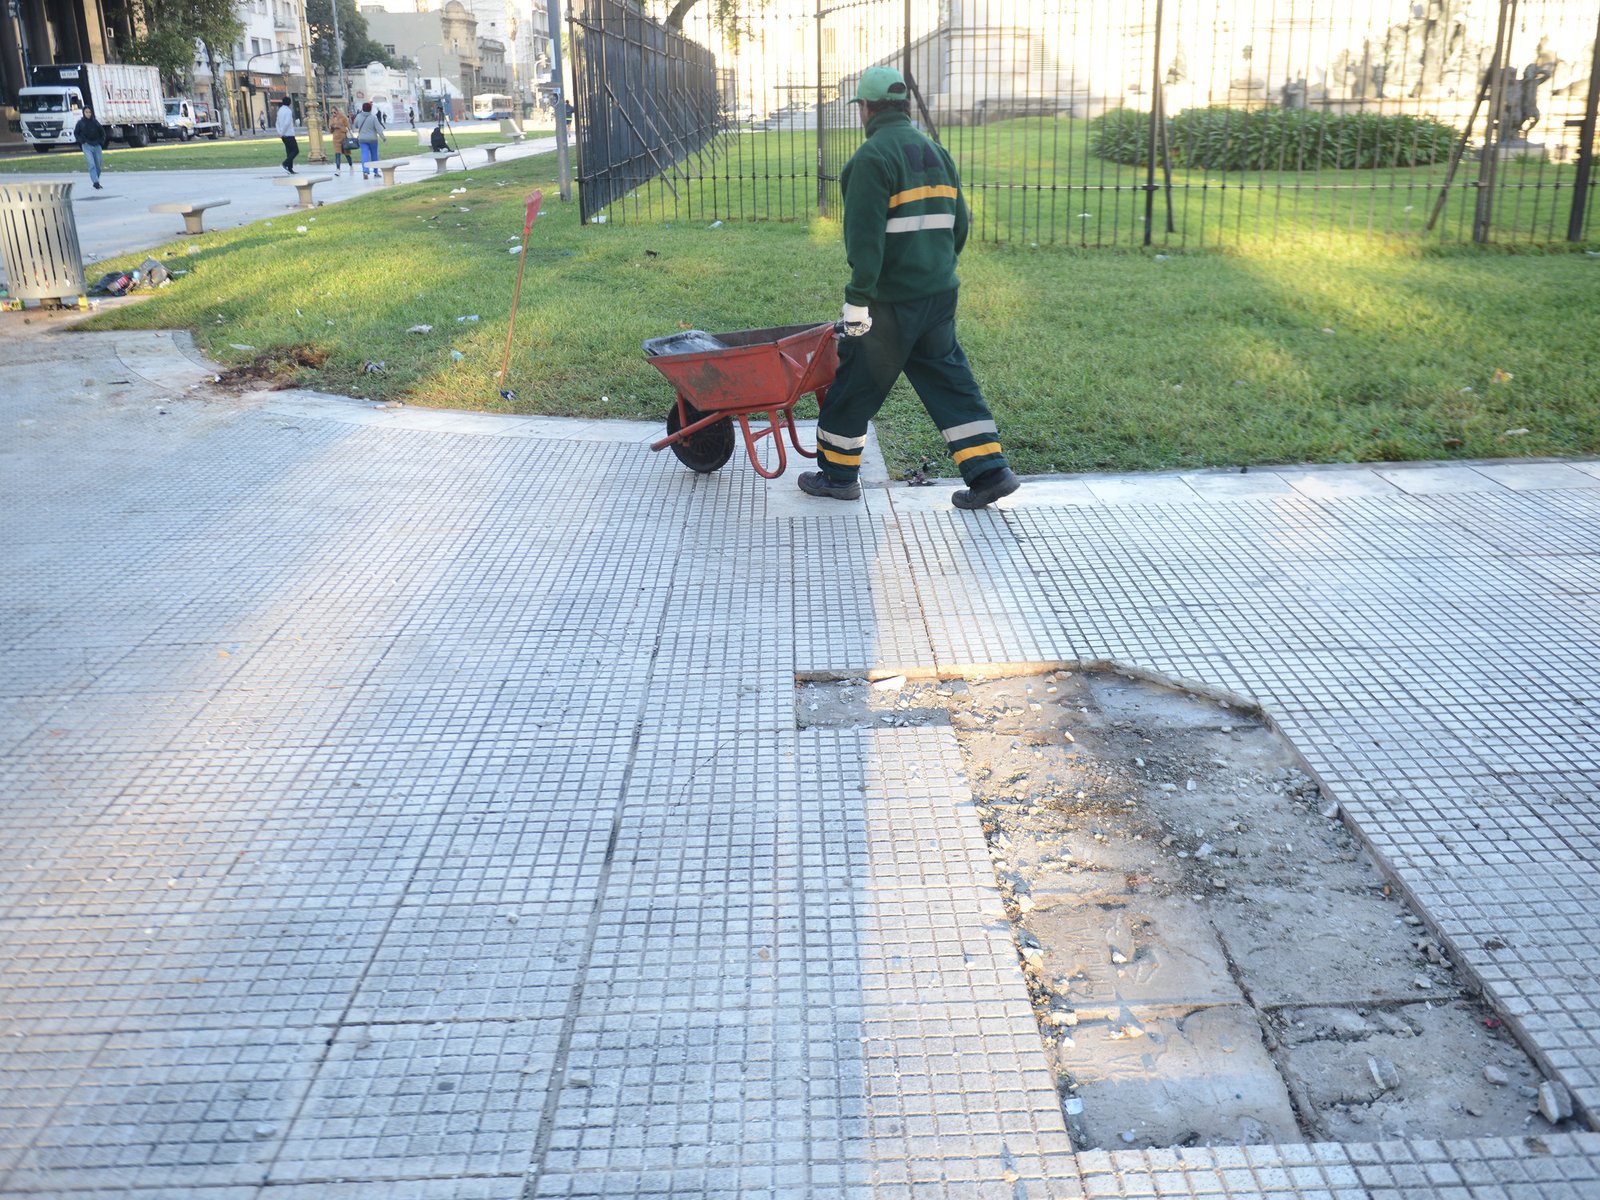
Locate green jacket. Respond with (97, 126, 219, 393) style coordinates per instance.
(839, 110, 969, 305)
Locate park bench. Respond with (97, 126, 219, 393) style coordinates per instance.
(148, 198, 231, 235)
(376, 160, 410, 186)
(506, 131, 527, 144)
(478, 143, 507, 164)
(429, 151, 461, 175)
(273, 175, 334, 208)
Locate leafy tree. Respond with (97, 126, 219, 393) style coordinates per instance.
(122, 0, 242, 92)
(121, 0, 238, 93)
(307, 0, 395, 74)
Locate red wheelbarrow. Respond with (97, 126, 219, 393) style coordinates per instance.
(644, 322, 840, 477)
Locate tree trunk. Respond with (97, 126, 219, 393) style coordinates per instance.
(663, 0, 698, 33)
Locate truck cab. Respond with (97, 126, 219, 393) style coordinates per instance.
(18, 86, 85, 150)
(163, 97, 196, 140)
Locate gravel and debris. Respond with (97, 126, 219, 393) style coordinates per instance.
(798, 670, 1574, 1150)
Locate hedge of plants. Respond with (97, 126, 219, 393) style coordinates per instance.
(1091, 106, 1460, 171)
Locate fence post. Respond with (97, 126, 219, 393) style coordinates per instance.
(550, 0, 573, 202)
(1566, 3, 1600, 242)
(816, 2, 826, 216)
(1144, 0, 1165, 246)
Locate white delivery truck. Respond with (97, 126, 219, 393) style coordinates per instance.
(162, 96, 221, 141)
(19, 63, 167, 151)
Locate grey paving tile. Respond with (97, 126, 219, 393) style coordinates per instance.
(1470, 462, 1600, 491)
(3, 1025, 323, 1191)
(1179, 470, 1301, 501)
(272, 1020, 561, 1182)
(1374, 465, 1501, 494)
(1084, 474, 1203, 505)
(1275, 468, 1399, 500)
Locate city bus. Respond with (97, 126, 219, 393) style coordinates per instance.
(471, 93, 513, 120)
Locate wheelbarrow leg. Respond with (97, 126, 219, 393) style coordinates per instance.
(736, 412, 790, 479)
(784, 398, 819, 460)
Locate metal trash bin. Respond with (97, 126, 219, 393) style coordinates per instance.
(0, 182, 86, 304)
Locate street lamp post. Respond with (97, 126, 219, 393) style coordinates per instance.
(296, 0, 327, 162)
(243, 45, 303, 132)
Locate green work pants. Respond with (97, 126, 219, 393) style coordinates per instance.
(816, 289, 1009, 485)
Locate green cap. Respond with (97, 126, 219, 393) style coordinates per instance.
(854, 66, 908, 103)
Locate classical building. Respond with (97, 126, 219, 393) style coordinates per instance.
(1, 0, 111, 146)
(361, 0, 478, 118)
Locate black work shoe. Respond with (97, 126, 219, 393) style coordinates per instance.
(798, 470, 861, 501)
(952, 467, 1020, 510)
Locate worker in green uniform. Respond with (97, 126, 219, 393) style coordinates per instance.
(798, 65, 1020, 510)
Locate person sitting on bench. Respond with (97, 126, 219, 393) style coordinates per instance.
(430, 123, 448, 153)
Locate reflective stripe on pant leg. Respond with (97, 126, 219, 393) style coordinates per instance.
(816, 307, 910, 483)
(901, 290, 1010, 483)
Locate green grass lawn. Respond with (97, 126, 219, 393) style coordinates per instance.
(0, 127, 552, 173)
(79, 147, 1600, 477)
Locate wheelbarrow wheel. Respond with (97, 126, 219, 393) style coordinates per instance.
(666, 395, 735, 474)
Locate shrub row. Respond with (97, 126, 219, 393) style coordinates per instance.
(1091, 106, 1460, 171)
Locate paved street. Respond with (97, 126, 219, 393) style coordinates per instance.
(1, 320, 1598, 1198)
(0, 130, 556, 270)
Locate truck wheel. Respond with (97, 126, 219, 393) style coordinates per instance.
(180, 128, 193, 142)
(32, 144, 51, 153)
(125, 127, 148, 148)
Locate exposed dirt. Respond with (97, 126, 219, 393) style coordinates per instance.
(216, 344, 329, 389)
(798, 670, 1578, 1150)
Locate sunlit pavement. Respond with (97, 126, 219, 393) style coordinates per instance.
(1, 321, 1597, 1197)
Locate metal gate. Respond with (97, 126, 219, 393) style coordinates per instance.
(573, 0, 1600, 247)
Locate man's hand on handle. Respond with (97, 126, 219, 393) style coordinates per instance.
(840, 303, 872, 337)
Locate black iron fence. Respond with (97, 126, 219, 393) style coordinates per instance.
(570, 0, 1600, 247)
(569, 0, 722, 222)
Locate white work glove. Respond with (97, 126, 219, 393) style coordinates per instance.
(840, 303, 872, 337)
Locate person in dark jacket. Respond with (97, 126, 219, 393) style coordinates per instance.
(73, 106, 108, 190)
(798, 66, 1019, 510)
(430, 122, 447, 153)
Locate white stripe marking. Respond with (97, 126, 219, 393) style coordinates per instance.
(818, 429, 869, 450)
(885, 213, 957, 234)
(942, 419, 997, 442)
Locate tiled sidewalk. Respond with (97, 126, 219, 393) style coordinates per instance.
(1, 329, 1597, 1198)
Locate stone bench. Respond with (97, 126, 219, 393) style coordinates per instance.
(273, 175, 334, 208)
(478, 143, 507, 164)
(429, 151, 460, 175)
(377, 160, 410, 186)
(506, 131, 526, 144)
(148, 198, 231, 235)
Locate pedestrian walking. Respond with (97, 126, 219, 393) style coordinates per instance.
(798, 66, 1019, 510)
(72, 105, 108, 190)
(353, 101, 386, 180)
(328, 106, 353, 175)
(275, 97, 298, 174)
